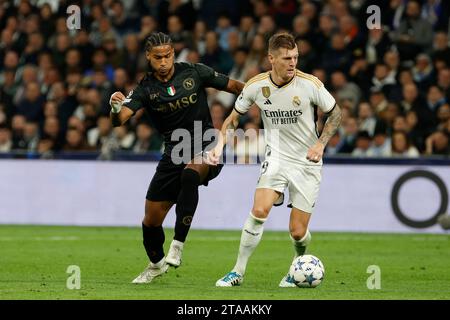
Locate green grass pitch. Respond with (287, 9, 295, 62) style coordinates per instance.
(1, 225, 449, 300)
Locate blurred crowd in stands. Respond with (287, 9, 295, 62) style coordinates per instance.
(0, 0, 449, 160)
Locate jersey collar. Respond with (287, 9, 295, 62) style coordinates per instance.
(269, 72, 295, 89)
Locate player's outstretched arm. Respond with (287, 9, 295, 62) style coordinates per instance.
(307, 104, 342, 163)
(207, 109, 241, 165)
(109, 92, 134, 127)
(224, 79, 245, 95)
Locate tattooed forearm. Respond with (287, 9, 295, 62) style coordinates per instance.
(220, 111, 241, 146)
(319, 104, 342, 146)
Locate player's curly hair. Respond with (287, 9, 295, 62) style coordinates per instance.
(145, 32, 173, 52)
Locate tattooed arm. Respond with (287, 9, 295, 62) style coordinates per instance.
(306, 104, 342, 163)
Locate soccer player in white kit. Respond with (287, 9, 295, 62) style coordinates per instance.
(207, 33, 342, 287)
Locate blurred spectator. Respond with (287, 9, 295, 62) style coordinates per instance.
(245, 33, 267, 72)
(21, 121, 40, 151)
(0, 124, 12, 153)
(215, 12, 237, 51)
(324, 131, 341, 155)
(322, 33, 352, 74)
(296, 39, 316, 74)
(85, 48, 115, 82)
(426, 85, 446, 115)
(412, 53, 434, 90)
(215, 47, 248, 108)
(102, 34, 126, 68)
(192, 20, 207, 56)
(16, 81, 45, 123)
(132, 122, 163, 153)
(390, 130, 420, 157)
(167, 0, 198, 31)
(352, 131, 372, 157)
(121, 33, 145, 79)
(168, 15, 192, 61)
(63, 128, 92, 152)
(87, 115, 116, 149)
(140, 1, 169, 32)
(292, 15, 314, 44)
(331, 71, 361, 112)
(431, 31, 450, 67)
(365, 28, 392, 64)
(437, 68, 450, 100)
(357, 102, 377, 137)
(315, 13, 337, 54)
(37, 135, 54, 159)
(73, 30, 95, 70)
(338, 116, 359, 153)
(210, 101, 226, 130)
(436, 103, 450, 131)
(201, 31, 233, 75)
(114, 125, 136, 150)
(425, 130, 449, 155)
(371, 63, 397, 98)
(367, 128, 391, 157)
(393, 0, 433, 63)
(238, 15, 257, 48)
(42, 116, 63, 151)
(234, 121, 266, 164)
(271, 0, 297, 30)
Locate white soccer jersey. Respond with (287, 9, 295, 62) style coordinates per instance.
(235, 70, 336, 166)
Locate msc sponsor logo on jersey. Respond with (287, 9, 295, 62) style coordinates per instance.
(263, 109, 303, 125)
(183, 78, 195, 90)
(155, 93, 198, 112)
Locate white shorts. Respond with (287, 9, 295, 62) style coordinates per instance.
(256, 158, 322, 214)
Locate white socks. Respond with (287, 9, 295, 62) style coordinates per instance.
(233, 212, 267, 275)
(291, 230, 311, 257)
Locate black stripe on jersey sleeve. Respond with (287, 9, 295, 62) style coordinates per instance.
(233, 107, 246, 115)
(325, 102, 337, 114)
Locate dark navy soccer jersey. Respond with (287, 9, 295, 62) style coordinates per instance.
(123, 62, 229, 158)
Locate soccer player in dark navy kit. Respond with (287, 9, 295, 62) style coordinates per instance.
(109, 32, 244, 283)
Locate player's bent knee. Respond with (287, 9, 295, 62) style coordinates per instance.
(290, 229, 311, 245)
(143, 209, 167, 227)
(142, 215, 162, 228)
(290, 228, 308, 241)
(251, 207, 270, 219)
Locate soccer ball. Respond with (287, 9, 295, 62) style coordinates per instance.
(289, 254, 325, 288)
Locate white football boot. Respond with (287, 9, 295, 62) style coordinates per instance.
(279, 273, 296, 287)
(132, 258, 169, 284)
(216, 271, 244, 287)
(166, 240, 184, 268)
